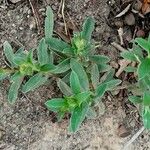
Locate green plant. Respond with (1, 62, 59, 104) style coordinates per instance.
(1, 6, 121, 132)
(1, 39, 57, 104)
(121, 34, 150, 129)
(45, 58, 121, 132)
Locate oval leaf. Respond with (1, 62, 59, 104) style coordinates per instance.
(91, 64, 99, 89)
(70, 71, 81, 94)
(70, 58, 89, 91)
(22, 73, 47, 93)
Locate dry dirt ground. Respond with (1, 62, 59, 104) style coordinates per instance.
(0, 0, 150, 150)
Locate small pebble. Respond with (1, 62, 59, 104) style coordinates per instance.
(124, 13, 135, 26)
(136, 29, 145, 37)
(117, 124, 131, 138)
(133, 0, 142, 11)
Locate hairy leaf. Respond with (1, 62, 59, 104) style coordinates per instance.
(51, 58, 70, 74)
(3, 41, 16, 67)
(82, 17, 95, 42)
(143, 108, 150, 129)
(70, 71, 81, 94)
(129, 96, 143, 104)
(47, 38, 71, 53)
(91, 64, 99, 89)
(40, 64, 56, 72)
(70, 58, 89, 91)
(22, 73, 47, 93)
(89, 55, 110, 64)
(96, 83, 107, 98)
(45, 98, 67, 112)
(105, 79, 122, 90)
(8, 74, 23, 104)
(0, 69, 10, 80)
(121, 51, 137, 61)
(45, 6, 54, 39)
(135, 38, 150, 54)
(57, 79, 72, 96)
(37, 38, 49, 65)
(138, 58, 150, 79)
(143, 92, 150, 106)
(69, 102, 88, 132)
(124, 66, 137, 72)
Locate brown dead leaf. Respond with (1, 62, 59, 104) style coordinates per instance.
(142, 0, 150, 14)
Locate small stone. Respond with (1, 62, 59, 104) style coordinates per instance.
(10, 0, 21, 3)
(114, 20, 124, 27)
(117, 124, 131, 138)
(133, 0, 142, 11)
(124, 13, 135, 26)
(28, 17, 36, 30)
(136, 29, 145, 37)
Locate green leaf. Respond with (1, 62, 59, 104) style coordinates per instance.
(40, 64, 56, 72)
(129, 96, 143, 104)
(3, 41, 16, 67)
(121, 51, 137, 61)
(57, 111, 65, 122)
(100, 69, 115, 83)
(75, 91, 91, 105)
(13, 55, 27, 66)
(51, 58, 70, 74)
(0, 69, 10, 80)
(45, 6, 54, 39)
(10, 72, 22, 82)
(138, 58, 150, 79)
(45, 98, 67, 112)
(124, 66, 137, 72)
(98, 64, 111, 73)
(148, 34, 150, 43)
(37, 38, 49, 65)
(57, 79, 72, 96)
(47, 38, 71, 53)
(89, 55, 110, 64)
(105, 79, 122, 90)
(135, 38, 150, 54)
(81, 17, 95, 42)
(143, 92, 150, 106)
(70, 58, 89, 91)
(8, 74, 23, 104)
(91, 64, 99, 89)
(143, 108, 150, 129)
(70, 71, 81, 94)
(69, 102, 89, 132)
(96, 83, 107, 98)
(22, 73, 48, 93)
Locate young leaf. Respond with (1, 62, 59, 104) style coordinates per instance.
(91, 64, 99, 89)
(96, 83, 107, 98)
(105, 79, 122, 90)
(8, 75, 23, 104)
(143, 108, 150, 129)
(40, 64, 56, 72)
(70, 58, 89, 91)
(70, 71, 81, 94)
(27, 49, 34, 64)
(45, 6, 54, 39)
(57, 111, 65, 122)
(135, 38, 150, 54)
(47, 38, 71, 53)
(81, 17, 95, 42)
(69, 102, 89, 132)
(3, 41, 16, 67)
(121, 51, 137, 61)
(129, 96, 143, 104)
(89, 55, 110, 64)
(75, 91, 91, 105)
(143, 92, 150, 106)
(37, 38, 49, 65)
(10, 72, 22, 82)
(51, 58, 70, 74)
(57, 79, 72, 96)
(0, 69, 10, 80)
(22, 73, 48, 93)
(98, 64, 111, 73)
(45, 98, 67, 112)
(138, 58, 150, 79)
